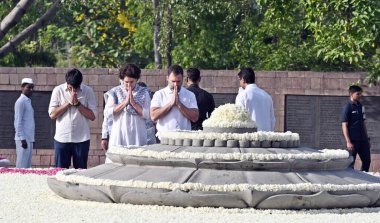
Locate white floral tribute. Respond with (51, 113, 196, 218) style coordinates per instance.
(202, 103, 257, 128)
(54, 169, 380, 193)
(160, 130, 300, 142)
(108, 146, 349, 161)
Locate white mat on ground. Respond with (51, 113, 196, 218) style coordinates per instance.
(1, 173, 380, 223)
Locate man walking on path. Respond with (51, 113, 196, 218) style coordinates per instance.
(341, 85, 371, 172)
(14, 78, 35, 168)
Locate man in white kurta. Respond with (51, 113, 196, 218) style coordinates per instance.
(151, 65, 199, 137)
(14, 78, 35, 168)
(235, 68, 275, 131)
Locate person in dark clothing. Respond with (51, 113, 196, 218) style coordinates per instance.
(341, 85, 371, 172)
(186, 68, 215, 130)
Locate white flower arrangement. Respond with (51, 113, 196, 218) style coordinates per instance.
(159, 130, 300, 142)
(54, 168, 380, 193)
(108, 146, 349, 161)
(203, 104, 257, 128)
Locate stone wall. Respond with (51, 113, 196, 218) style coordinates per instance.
(0, 67, 379, 171)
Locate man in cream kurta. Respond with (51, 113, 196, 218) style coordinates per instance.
(14, 78, 35, 168)
(235, 68, 275, 132)
(151, 65, 199, 138)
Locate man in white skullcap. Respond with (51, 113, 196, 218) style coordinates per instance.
(14, 78, 35, 168)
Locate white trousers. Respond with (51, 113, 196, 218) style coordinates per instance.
(15, 140, 33, 168)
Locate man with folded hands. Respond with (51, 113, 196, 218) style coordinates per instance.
(48, 68, 96, 169)
(150, 64, 199, 139)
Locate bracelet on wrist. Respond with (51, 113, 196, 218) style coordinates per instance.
(74, 101, 81, 107)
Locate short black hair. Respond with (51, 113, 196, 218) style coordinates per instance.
(349, 85, 363, 94)
(186, 68, 201, 82)
(237, 67, 255, 84)
(168, 64, 183, 76)
(65, 68, 83, 89)
(119, 63, 141, 80)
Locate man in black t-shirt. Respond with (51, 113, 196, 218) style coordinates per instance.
(341, 85, 371, 172)
(186, 68, 215, 130)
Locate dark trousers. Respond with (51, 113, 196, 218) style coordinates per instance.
(54, 140, 90, 169)
(350, 140, 371, 172)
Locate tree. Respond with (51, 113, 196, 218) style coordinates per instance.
(253, 0, 379, 83)
(152, 0, 162, 68)
(159, 0, 261, 69)
(49, 0, 153, 68)
(0, 0, 61, 58)
(0, 0, 378, 84)
(0, 0, 35, 40)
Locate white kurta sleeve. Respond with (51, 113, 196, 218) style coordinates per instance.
(235, 92, 245, 107)
(87, 87, 97, 116)
(101, 115, 109, 139)
(104, 94, 116, 120)
(150, 91, 161, 108)
(14, 100, 25, 140)
(187, 91, 198, 109)
(101, 91, 110, 139)
(142, 91, 151, 120)
(270, 101, 276, 131)
(48, 87, 60, 115)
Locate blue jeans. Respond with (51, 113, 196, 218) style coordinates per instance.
(54, 140, 90, 169)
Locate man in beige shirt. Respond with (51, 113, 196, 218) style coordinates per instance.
(48, 68, 96, 169)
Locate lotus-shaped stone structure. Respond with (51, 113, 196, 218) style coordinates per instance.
(48, 104, 380, 209)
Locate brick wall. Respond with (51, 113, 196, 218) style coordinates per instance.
(1, 67, 380, 171)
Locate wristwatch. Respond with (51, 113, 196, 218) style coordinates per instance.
(73, 101, 81, 107)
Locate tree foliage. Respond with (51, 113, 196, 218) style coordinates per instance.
(0, 0, 379, 83)
(0, 0, 60, 66)
(51, 0, 148, 68)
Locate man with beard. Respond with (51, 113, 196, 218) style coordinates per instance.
(150, 65, 199, 138)
(341, 85, 371, 172)
(14, 78, 35, 168)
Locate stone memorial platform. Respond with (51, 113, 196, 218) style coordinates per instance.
(48, 144, 380, 209)
(48, 104, 380, 209)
